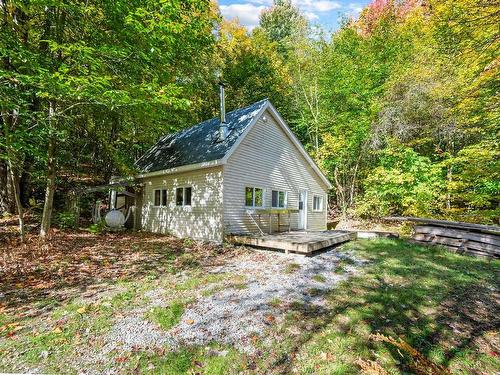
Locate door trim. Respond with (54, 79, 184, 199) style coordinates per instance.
(298, 190, 308, 230)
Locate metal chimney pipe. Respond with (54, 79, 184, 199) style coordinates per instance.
(218, 81, 228, 141)
(219, 81, 226, 124)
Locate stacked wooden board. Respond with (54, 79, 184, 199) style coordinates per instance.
(391, 217, 500, 258)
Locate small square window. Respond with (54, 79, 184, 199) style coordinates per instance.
(245, 187, 253, 207)
(279, 191, 286, 208)
(154, 189, 167, 206)
(176, 188, 184, 206)
(176, 187, 192, 206)
(313, 195, 324, 211)
(271, 190, 278, 207)
(271, 190, 287, 208)
(184, 187, 192, 206)
(245, 187, 264, 207)
(254, 188, 263, 207)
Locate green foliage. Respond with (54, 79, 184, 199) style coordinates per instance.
(1, 0, 497, 230)
(53, 211, 77, 230)
(318, 0, 498, 223)
(218, 21, 293, 119)
(259, 0, 308, 57)
(87, 220, 106, 234)
(0, 0, 219, 234)
(356, 144, 444, 218)
(443, 141, 500, 223)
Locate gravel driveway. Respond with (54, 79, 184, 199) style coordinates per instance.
(104, 248, 364, 354)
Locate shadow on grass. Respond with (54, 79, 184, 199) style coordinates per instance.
(0, 231, 225, 316)
(267, 239, 499, 374)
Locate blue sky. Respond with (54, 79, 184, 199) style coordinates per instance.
(218, 0, 371, 32)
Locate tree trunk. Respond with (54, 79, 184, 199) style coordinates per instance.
(7, 161, 25, 242)
(0, 160, 15, 214)
(333, 165, 347, 216)
(40, 102, 56, 239)
(20, 163, 31, 207)
(446, 164, 453, 210)
(349, 160, 359, 207)
(2, 109, 25, 241)
(0, 108, 15, 214)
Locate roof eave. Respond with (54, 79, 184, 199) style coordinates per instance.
(136, 159, 225, 179)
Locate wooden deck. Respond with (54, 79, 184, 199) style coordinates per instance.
(229, 230, 357, 255)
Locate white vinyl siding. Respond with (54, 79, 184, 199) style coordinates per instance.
(223, 109, 328, 234)
(140, 166, 223, 242)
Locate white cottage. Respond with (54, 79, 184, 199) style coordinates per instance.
(134, 91, 332, 242)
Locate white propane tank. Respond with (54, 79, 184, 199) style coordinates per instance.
(105, 209, 126, 228)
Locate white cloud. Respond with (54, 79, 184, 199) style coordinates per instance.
(294, 0, 341, 12)
(247, 0, 273, 4)
(346, 3, 364, 17)
(218, 1, 345, 31)
(304, 11, 319, 21)
(219, 3, 266, 30)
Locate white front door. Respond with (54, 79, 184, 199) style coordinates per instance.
(298, 190, 307, 230)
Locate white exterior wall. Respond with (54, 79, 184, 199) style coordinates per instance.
(223, 109, 329, 235)
(140, 166, 223, 242)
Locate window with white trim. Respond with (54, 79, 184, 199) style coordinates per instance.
(245, 187, 264, 207)
(176, 187, 192, 206)
(154, 189, 167, 206)
(271, 190, 287, 208)
(313, 195, 324, 211)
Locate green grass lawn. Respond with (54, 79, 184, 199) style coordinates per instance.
(265, 239, 499, 374)
(0, 236, 498, 374)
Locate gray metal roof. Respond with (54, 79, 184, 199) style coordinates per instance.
(135, 99, 268, 173)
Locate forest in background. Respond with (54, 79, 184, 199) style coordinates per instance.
(1, 0, 499, 241)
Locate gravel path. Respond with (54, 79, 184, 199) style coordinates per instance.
(104, 248, 364, 354)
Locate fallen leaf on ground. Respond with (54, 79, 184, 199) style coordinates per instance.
(319, 352, 334, 361)
(7, 326, 24, 337)
(186, 319, 195, 325)
(52, 326, 63, 334)
(0, 322, 24, 335)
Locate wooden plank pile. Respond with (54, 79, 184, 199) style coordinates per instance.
(387, 217, 500, 258)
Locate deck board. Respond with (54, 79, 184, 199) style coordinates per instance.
(229, 230, 357, 254)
